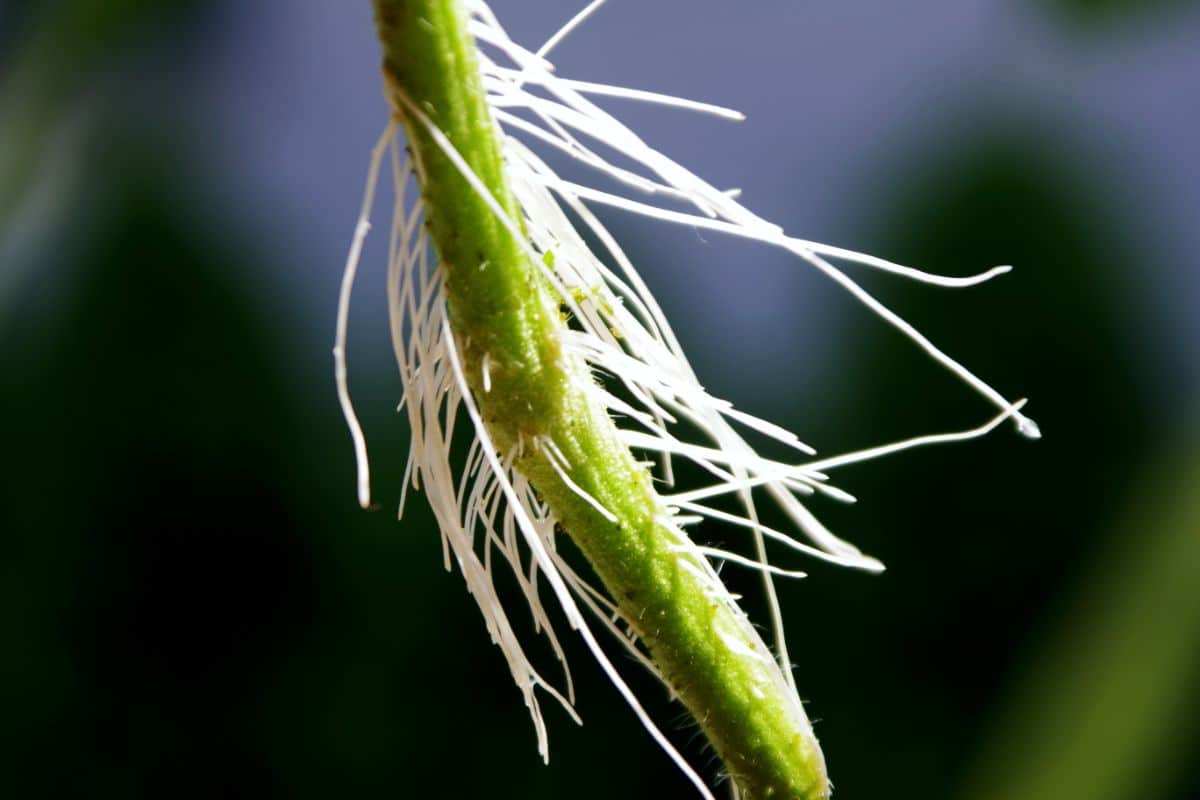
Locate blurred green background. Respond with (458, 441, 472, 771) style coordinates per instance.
(2, 1, 1198, 798)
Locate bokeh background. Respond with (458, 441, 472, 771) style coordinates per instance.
(3, 1, 1198, 798)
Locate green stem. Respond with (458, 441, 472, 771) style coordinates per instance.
(372, 2, 829, 796)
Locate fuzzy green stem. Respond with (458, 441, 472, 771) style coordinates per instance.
(371, 2, 829, 796)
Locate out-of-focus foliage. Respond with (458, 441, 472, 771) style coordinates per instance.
(961, 439, 1200, 800)
(0, 0, 199, 228)
(1, 138, 313, 795)
(1042, 0, 1200, 25)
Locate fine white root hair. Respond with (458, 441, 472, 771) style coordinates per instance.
(335, 121, 395, 511)
(337, 0, 1038, 791)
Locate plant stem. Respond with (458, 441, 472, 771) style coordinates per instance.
(371, 1, 829, 796)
